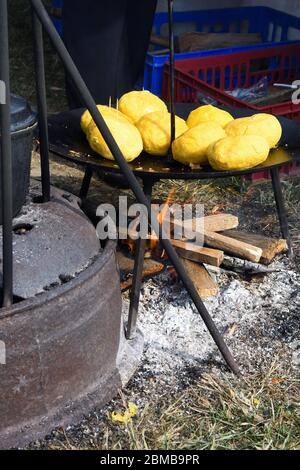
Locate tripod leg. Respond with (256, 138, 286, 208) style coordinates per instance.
(79, 166, 93, 200)
(126, 179, 153, 340)
(271, 167, 293, 256)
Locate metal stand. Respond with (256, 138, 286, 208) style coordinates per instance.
(168, 0, 176, 161)
(126, 178, 154, 339)
(271, 167, 293, 256)
(79, 166, 94, 200)
(32, 8, 51, 203)
(0, 0, 13, 307)
(30, 0, 240, 375)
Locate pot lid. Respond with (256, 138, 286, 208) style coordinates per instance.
(9, 94, 37, 133)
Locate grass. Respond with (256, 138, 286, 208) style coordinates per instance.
(102, 369, 300, 451)
(9, 0, 66, 112)
(45, 363, 300, 451)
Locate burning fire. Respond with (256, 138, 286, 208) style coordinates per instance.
(120, 188, 176, 258)
(150, 188, 176, 252)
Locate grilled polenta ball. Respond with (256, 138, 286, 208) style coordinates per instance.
(225, 114, 282, 148)
(187, 105, 234, 129)
(119, 90, 168, 124)
(87, 116, 143, 162)
(172, 122, 226, 165)
(136, 111, 188, 156)
(208, 135, 270, 171)
(81, 105, 132, 133)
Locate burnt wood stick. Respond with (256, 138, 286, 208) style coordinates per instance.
(222, 256, 281, 276)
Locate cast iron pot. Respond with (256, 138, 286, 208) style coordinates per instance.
(0, 95, 37, 224)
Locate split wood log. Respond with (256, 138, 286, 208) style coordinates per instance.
(221, 230, 288, 265)
(121, 213, 239, 241)
(172, 213, 239, 238)
(120, 226, 224, 267)
(181, 259, 218, 299)
(204, 230, 263, 263)
(117, 252, 164, 291)
(178, 32, 261, 53)
(203, 214, 239, 232)
(171, 239, 224, 267)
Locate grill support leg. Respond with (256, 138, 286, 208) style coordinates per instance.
(270, 167, 293, 256)
(126, 178, 153, 340)
(0, 0, 13, 307)
(167, 0, 175, 162)
(79, 165, 93, 200)
(32, 8, 51, 203)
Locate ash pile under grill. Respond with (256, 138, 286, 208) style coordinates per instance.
(123, 255, 300, 390)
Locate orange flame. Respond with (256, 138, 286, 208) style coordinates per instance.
(150, 188, 176, 251)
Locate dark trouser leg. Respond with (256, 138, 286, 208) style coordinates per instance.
(62, 0, 157, 108)
(62, 0, 128, 107)
(126, 178, 154, 340)
(270, 167, 293, 256)
(125, 0, 158, 88)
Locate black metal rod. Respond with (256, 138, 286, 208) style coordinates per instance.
(168, 0, 176, 160)
(126, 237, 148, 340)
(0, 0, 13, 307)
(126, 179, 153, 340)
(30, 0, 240, 375)
(32, 8, 51, 202)
(79, 166, 93, 200)
(270, 167, 293, 256)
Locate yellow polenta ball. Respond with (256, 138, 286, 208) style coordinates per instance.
(81, 105, 132, 133)
(225, 114, 282, 148)
(119, 90, 168, 124)
(187, 105, 234, 129)
(87, 116, 143, 162)
(136, 111, 188, 156)
(208, 135, 270, 171)
(172, 122, 226, 165)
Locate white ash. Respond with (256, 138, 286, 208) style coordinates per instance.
(123, 256, 300, 390)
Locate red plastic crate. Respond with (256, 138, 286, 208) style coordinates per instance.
(162, 43, 300, 179)
(163, 43, 300, 117)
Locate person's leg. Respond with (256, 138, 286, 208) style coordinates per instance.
(125, 0, 158, 89)
(62, 0, 127, 108)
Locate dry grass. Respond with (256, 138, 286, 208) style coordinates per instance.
(40, 363, 300, 451)
(249, 178, 300, 251)
(9, 0, 67, 112)
(102, 369, 300, 451)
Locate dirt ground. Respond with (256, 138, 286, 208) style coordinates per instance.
(7, 1, 300, 450)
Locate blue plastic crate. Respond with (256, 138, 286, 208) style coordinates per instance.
(146, 6, 300, 96)
(51, 0, 63, 35)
